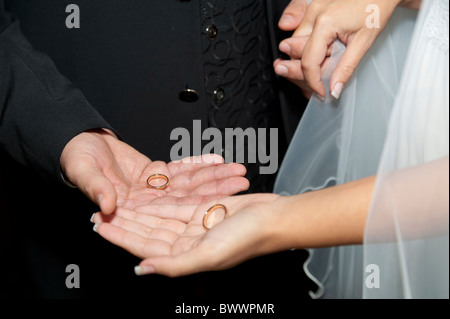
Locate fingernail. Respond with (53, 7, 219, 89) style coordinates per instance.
(93, 223, 100, 233)
(90, 213, 96, 223)
(313, 92, 326, 102)
(134, 265, 155, 276)
(331, 82, 344, 100)
(279, 42, 291, 54)
(275, 64, 288, 77)
(279, 15, 294, 26)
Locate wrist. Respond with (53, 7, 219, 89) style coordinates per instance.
(264, 195, 304, 251)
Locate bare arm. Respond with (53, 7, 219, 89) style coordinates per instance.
(273, 176, 376, 250)
(92, 157, 448, 277)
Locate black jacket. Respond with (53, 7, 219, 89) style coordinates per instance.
(0, 0, 310, 301)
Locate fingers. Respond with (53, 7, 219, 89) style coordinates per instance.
(94, 223, 172, 259)
(192, 176, 250, 197)
(278, 0, 309, 31)
(274, 58, 304, 80)
(145, 194, 229, 206)
(136, 247, 217, 277)
(167, 154, 225, 175)
(170, 163, 249, 196)
(290, 0, 329, 37)
(330, 33, 374, 99)
(101, 215, 178, 244)
(93, 207, 187, 235)
(133, 199, 268, 277)
(274, 57, 329, 98)
(274, 58, 312, 95)
(92, 206, 205, 260)
(134, 204, 199, 224)
(277, 0, 388, 100)
(171, 162, 246, 186)
(300, 24, 337, 98)
(280, 36, 333, 60)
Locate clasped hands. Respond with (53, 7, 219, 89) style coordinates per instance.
(65, 0, 412, 277)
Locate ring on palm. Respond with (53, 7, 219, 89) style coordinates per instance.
(203, 204, 229, 231)
(146, 174, 169, 190)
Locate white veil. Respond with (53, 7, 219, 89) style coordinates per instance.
(363, 0, 449, 299)
(274, 0, 448, 299)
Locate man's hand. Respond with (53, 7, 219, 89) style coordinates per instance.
(278, 0, 309, 32)
(60, 129, 250, 214)
(274, 0, 313, 97)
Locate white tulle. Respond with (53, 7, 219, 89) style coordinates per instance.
(363, 0, 449, 299)
(274, 0, 448, 299)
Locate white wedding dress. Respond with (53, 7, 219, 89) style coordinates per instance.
(274, 0, 449, 299)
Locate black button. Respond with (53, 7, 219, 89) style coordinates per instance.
(206, 25, 218, 40)
(213, 88, 225, 105)
(179, 89, 199, 103)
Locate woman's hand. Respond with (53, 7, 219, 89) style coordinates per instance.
(91, 193, 285, 277)
(276, 0, 402, 99)
(91, 172, 379, 278)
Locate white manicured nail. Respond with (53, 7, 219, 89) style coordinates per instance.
(134, 265, 155, 276)
(313, 92, 325, 102)
(90, 213, 96, 223)
(331, 82, 344, 100)
(93, 224, 100, 233)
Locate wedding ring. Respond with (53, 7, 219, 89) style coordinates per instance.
(203, 204, 229, 231)
(146, 174, 169, 190)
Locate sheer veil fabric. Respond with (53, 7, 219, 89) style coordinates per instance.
(274, 0, 448, 299)
(363, 0, 449, 299)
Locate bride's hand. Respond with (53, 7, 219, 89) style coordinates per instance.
(91, 193, 284, 277)
(276, 0, 401, 99)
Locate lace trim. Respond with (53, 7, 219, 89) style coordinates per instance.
(426, 0, 449, 53)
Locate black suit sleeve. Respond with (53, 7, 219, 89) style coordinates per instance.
(0, 4, 115, 183)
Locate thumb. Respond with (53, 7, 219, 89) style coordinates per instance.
(135, 247, 218, 278)
(279, 0, 308, 31)
(71, 164, 118, 215)
(134, 253, 209, 278)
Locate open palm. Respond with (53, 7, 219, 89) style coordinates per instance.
(92, 193, 281, 277)
(61, 130, 250, 214)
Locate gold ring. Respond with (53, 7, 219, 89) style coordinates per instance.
(146, 174, 169, 190)
(203, 204, 229, 231)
